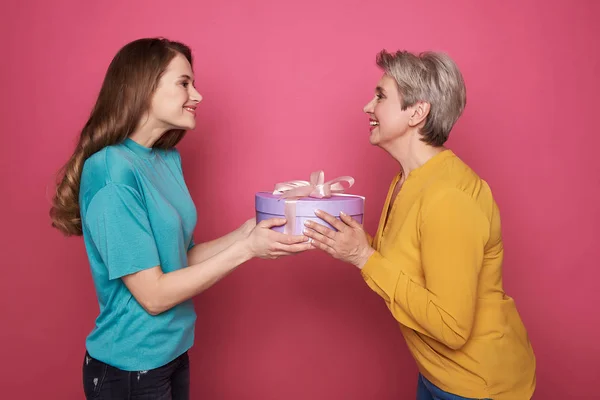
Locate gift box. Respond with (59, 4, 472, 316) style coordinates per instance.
(255, 171, 365, 235)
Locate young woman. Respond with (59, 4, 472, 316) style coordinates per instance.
(304, 50, 536, 400)
(50, 37, 311, 399)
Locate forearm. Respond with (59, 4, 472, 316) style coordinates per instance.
(360, 189, 486, 350)
(151, 240, 252, 314)
(187, 229, 243, 265)
(361, 251, 474, 349)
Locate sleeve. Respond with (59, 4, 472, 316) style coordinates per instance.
(187, 235, 196, 251)
(360, 189, 490, 350)
(84, 183, 161, 280)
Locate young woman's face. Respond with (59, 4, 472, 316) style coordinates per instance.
(149, 53, 202, 131)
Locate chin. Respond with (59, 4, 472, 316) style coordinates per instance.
(170, 121, 195, 131)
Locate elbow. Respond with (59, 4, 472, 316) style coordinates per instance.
(122, 269, 171, 316)
(141, 302, 160, 316)
(439, 326, 471, 350)
(145, 305, 163, 316)
(139, 298, 167, 316)
(443, 335, 468, 350)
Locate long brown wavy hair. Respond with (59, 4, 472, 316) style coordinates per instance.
(50, 38, 193, 236)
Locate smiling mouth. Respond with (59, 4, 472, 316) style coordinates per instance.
(369, 119, 379, 132)
(183, 106, 196, 114)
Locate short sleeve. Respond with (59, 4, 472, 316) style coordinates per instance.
(84, 183, 161, 280)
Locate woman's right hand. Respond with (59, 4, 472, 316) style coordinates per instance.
(244, 218, 313, 259)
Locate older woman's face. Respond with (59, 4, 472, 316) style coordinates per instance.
(363, 74, 413, 149)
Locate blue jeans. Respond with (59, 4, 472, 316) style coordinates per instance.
(82, 350, 190, 399)
(417, 374, 491, 400)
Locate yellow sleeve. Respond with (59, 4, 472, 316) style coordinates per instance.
(360, 189, 490, 350)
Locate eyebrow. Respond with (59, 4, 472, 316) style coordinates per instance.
(375, 86, 386, 94)
(179, 74, 194, 81)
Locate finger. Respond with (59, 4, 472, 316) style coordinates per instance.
(303, 220, 336, 239)
(303, 227, 336, 249)
(268, 244, 313, 258)
(270, 244, 317, 258)
(276, 242, 314, 253)
(306, 236, 335, 255)
(339, 211, 362, 229)
(285, 234, 311, 244)
(314, 209, 347, 232)
(259, 218, 287, 228)
(269, 231, 309, 244)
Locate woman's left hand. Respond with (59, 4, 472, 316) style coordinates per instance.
(303, 209, 374, 269)
(236, 217, 257, 239)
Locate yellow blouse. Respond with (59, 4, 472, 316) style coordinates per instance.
(361, 150, 536, 399)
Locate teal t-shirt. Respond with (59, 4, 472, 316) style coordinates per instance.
(79, 138, 197, 371)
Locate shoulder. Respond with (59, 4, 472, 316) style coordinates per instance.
(424, 152, 494, 200)
(418, 186, 491, 247)
(419, 155, 496, 223)
(80, 144, 142, 209)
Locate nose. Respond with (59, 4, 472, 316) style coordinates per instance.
(363, 97, 375, 114)
(190, 85, 203, 103)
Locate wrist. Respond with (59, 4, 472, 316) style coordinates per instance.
(236, 219, 255, 240)
(237, 236, 255, 261)
(356, 246, 375, 269)
(234, 225, 246, 241)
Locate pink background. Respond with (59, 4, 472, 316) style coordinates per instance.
(1, 0, 599, 398)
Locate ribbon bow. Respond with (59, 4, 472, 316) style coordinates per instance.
(273, 170, 355, 199)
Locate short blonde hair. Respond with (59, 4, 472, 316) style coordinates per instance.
(376, 50, 466, 146)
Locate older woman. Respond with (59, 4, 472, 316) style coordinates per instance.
(304, 50, 536, 400)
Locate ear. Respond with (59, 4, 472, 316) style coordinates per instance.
(408, 101, 430, 127)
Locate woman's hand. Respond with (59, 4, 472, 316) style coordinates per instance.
(303, 210, 374, 268)
(244, 218, 313, 259)
(236, 217, 257, 239)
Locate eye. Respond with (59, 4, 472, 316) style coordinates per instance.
(181, 81, 189, 88)
(376, 93, 384, 100)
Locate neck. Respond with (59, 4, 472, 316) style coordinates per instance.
(385, 130, 445, 181)
(129, 118, 169, 148)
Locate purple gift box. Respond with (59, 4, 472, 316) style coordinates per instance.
(255, 171, 365, 235)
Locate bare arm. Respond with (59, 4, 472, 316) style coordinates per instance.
(84, 185, 309, 316)
(122, 218, 311, 315)
(187, 218, 255, 265)
(123, 240, 251, 315)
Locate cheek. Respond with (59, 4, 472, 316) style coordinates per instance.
(374, 104, 391, 126)
(157, 88, 186, 107)
(150, 89, 191, 121)
(376, 107, 406, 133)
(153, 101, 174, 118)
